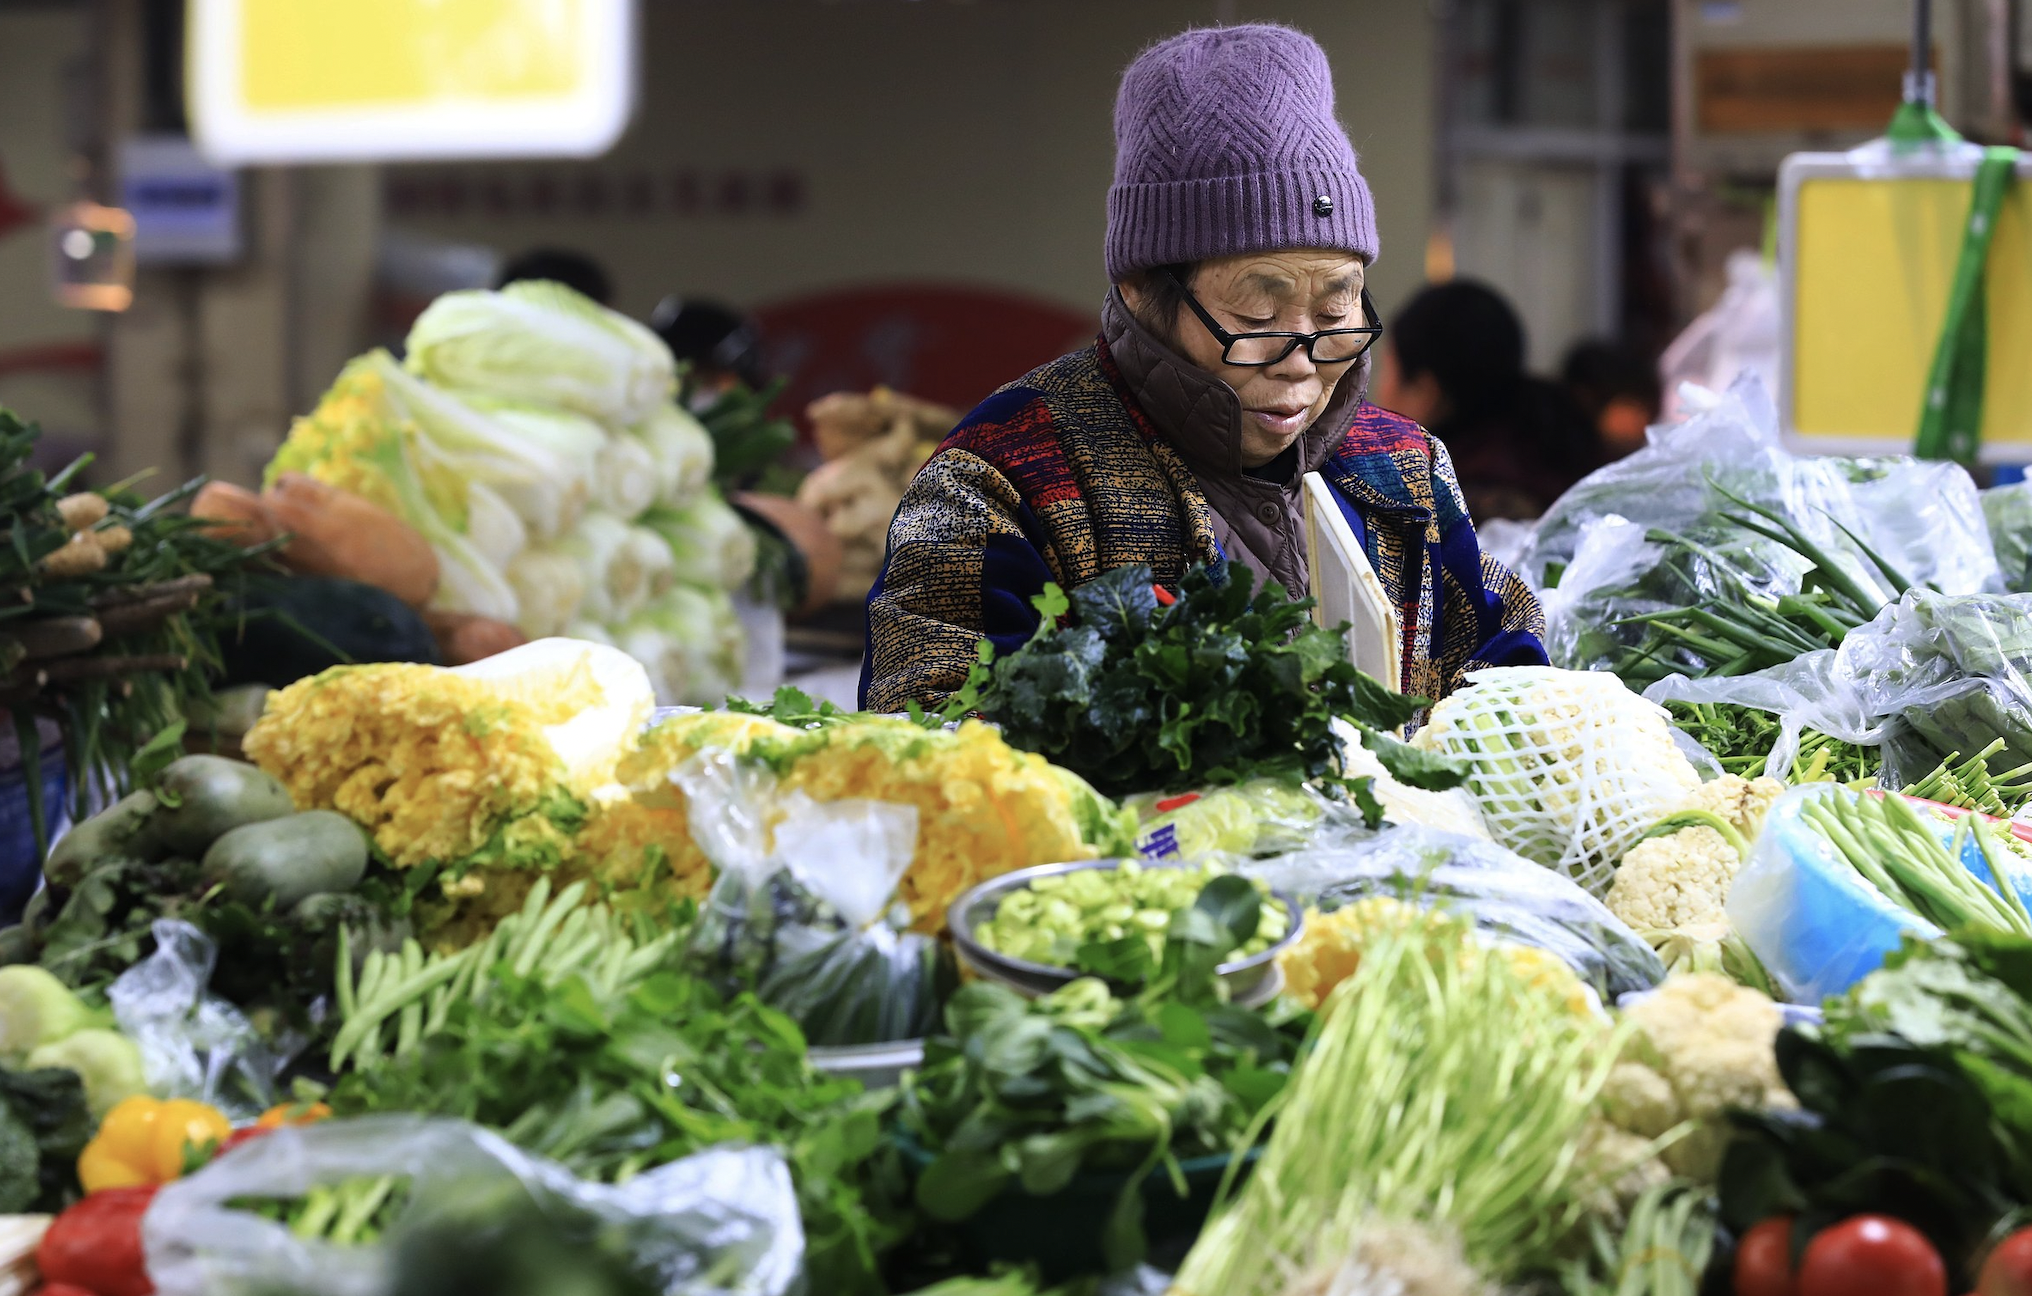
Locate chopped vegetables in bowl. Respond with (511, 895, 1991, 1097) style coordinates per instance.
(947, 859, 1302, 1007)
(975, 859, 1288, 969)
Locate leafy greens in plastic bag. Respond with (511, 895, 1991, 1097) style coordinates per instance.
(143, 1116, 804, 1296)
(1522, 375, 2000, 689)
(678, 751, 954, 1045)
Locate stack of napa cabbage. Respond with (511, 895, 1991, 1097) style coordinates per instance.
(268, 281, 753, 704)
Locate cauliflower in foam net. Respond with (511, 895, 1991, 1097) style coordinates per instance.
(1412, 667, 1700, 895)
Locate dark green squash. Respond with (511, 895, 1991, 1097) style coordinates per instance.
(217, 575, 441, 689)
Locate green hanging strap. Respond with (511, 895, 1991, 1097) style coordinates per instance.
(1915, 145, 2019, 464)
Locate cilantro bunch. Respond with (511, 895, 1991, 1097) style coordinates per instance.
(941, 562, 1460, 801)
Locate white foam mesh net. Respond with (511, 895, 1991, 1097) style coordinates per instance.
(1414, 666, 1701, 896)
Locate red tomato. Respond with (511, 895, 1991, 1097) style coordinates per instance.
(39, 1285, 101, 1296)
(36, 1187, 157, 1296)
(1736, 1216, 1799, 1296)
(1800, 1216, 1947, 1296)
(1980, 1228, 2032, 1296)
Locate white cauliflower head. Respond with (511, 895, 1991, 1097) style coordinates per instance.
(1605, 825, 1740, 932)
(1598, 972, 1792, 1181)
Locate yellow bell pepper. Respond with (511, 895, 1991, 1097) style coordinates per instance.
(77, 1095, 232, 1193)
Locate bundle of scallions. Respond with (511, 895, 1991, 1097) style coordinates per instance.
(1169, 910, 1625, 1295)
(1610, 478, 1916, 689)
(1798, 788, 2032, 937)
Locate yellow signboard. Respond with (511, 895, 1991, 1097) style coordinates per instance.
(1782, 150, 2032, 461)
(188, 0, 634, 164)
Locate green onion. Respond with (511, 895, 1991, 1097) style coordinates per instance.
(1560, 1182, 1716, 1296)
(1800, 789, 2032, 937)
(1171, 913, 1625, 1294)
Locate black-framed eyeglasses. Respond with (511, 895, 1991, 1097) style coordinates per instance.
(1165, 267, 1383, 367)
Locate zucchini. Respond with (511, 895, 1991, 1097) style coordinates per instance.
(202, 810, 369, 910)
(153, 755, 294, 856)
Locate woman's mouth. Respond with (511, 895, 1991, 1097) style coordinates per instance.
(1247, 406, 1311, 439)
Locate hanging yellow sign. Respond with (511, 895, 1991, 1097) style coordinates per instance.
(1781, 149, 2032, 461)
(187, 0, 635, 164)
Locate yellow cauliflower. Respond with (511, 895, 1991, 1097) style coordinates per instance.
(616, 711, 1130, 932)
(1280, 897, 1596, 1017)
(1279, 896, 1425, 1010)
(1599, 972, 1792, 1181)
(1682, 774, 1785, 840)
(246, 662, 566, 869)
(245, 640, 652, 871)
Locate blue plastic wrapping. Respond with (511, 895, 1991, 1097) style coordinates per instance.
(1728, 784, 2032, 1002)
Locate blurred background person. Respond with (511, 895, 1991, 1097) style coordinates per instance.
(651, 296, 768, 403)
(1370, 279, 1603, 523)
(1562, 338, 1663, 463)
(495, 247, 614, 306)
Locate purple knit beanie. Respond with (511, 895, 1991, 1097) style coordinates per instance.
(1106, 24, 1378, 282)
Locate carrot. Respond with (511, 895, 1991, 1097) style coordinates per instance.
(422, 611, 526, 666)
(262, 473, 440, 608)
(191, 482, 280, 547)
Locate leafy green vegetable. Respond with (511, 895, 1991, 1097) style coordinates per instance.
(1665, 700, 1881, 783)
(0, 1066, 92, 1213)
(900, 880, 1309, 1271)
(1719, 1026, 2023, 1286)
(694, 379, 799, 493)
(328, 899, 906, 1295)
(940, 562, 1462, 802)
(1822, 933, 2032, 1187)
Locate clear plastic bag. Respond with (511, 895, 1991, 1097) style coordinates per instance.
(1236, 825, 1667, 1001)
(1982, 480, 2032, 592)
(109, 919, 294, 1122)
(1837, 590, 2032, 785)
(678, 751, 953, 1046)
(1125, 779, 1374, 860)
(1644, 649, 1888, 782)
(1518, 373, 2000, 679)
(142, 1115, 804, 1296)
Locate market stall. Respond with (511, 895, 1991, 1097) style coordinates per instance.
(11, 344, 2032, 1295)
(14, 20, 2032, 1290)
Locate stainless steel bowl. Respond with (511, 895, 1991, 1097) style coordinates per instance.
(947, 859, 1303, 1008)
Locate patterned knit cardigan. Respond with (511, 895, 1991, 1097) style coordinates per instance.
(859, 336, 1548, 712)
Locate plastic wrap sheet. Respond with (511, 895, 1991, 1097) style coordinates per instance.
(678, 751, 949, 1046)
(142, 1116, 803, 1296)
(1236, 824, 1666, 1000)
(108, 919, 291, 1122)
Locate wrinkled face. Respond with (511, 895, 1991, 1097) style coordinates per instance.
(1129, 249, 1367, 468)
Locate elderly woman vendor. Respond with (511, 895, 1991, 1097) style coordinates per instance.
(860, 24, 1548, 712)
